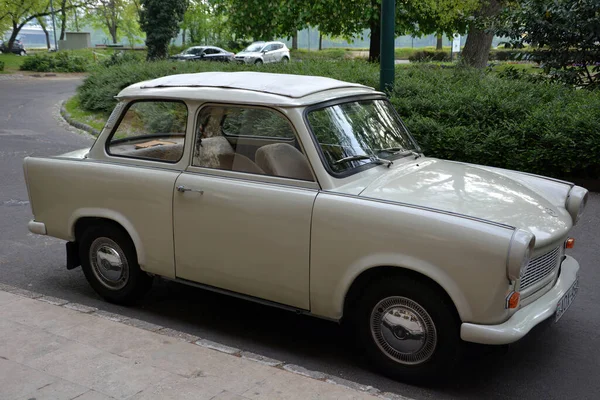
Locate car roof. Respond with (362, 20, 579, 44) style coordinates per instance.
(117, 72, 380, 107)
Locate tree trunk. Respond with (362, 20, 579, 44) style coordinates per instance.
(436, 33, 443, 50)
(7, 23, 21, 51)
(319, 33, 323, 50)
(38, 19, 51, 50)
(110, 24, 118, 44)
(292, 32, 298, 50)
(181, 28, 186, 46)
(74, 9, 79, 31)
(60, 2, 67, 40)
(461, 0, 501, 68)
(368, 0, 381, 62)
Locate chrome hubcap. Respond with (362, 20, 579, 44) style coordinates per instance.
(370, 297, 437, 365)
(89, 238, 129, 290)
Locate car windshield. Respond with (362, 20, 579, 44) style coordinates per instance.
(307, 99, 419, 174)
(244, 43, 265, 52)
(183, 47, 204, 55)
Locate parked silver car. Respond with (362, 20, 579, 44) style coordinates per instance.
(235, 41, 290, 65)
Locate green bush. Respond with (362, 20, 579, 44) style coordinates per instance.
(489, 50, 534, 62)
(77, 59, 379, 113)
(78, 60, 600, 180)
(391, 65, 600, 179)
(0, 60, 4, 72)
(20, 51, 90, 72)
(408, 51, 451, 62)
(291, 49, 348, 61)
(101, 51, 143, 67)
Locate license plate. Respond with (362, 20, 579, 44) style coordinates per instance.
(555, 277, 579, 322)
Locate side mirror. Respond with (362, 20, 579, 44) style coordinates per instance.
(201, 53, 206, 58)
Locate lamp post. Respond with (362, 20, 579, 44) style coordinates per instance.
(49, 0, 59, 51)
(380, 0, 395, 93)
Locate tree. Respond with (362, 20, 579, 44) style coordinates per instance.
(315, 0, 477, 61)
(3, 0, 50, 50)
(182, 0, 232, 46)
(37, 17, 52, 50)
(139, 0, 187, 60)
(405, 0, 478, 50)
(497, 0, 599, 89)
(461, 0, 502, 68)
(210, 0, 303, 41)
(2, 0, 82, 50)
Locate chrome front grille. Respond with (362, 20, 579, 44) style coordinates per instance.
(520, 246, 560, 291)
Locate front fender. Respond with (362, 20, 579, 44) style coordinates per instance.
(335, 253, 473, 322)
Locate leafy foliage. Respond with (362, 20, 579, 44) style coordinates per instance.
(392, 65, 600, 179)
(408, 51, 451, 62)
(497, 0, 600, 89)
(77, 61, 600, 179)
(0, 60, 4, 72)
(101, 50, 143, 67)
(139, 0, 187, 60)
(20, 51, 90, 72)
(181, 1, 234, 47)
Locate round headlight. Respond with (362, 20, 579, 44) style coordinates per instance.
(507, 229, 536, 281)
(566, 186, 589, 225)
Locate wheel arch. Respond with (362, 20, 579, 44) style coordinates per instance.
(340, 263, 471, 323)
(69, 209, 146, 267)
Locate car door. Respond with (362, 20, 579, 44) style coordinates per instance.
(272, 44, 283, 62)
(202, 48, 218, 61)
(262, 44, 275, 63)
(172, 104, 319, 309)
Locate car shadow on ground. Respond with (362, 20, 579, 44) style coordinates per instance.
(55, 276, 565, 399)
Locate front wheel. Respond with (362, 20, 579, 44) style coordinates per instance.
(19, 50, 26, 56)
(349, 276, 462, 384)
(79, 224, 152, 305)
(254, 59, 263, 65)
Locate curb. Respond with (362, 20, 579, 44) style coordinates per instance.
(60, 100, 101, 136)
(0, 282, 412, 400)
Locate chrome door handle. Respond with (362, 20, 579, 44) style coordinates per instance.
(176, 185, 204, 195)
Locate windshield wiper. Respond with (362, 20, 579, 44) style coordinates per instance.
(333, 154, 393, 168)
(376, 147, 422, 159)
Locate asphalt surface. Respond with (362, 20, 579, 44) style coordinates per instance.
(1, 76, 599, 400)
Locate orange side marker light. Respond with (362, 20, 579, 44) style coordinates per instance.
(565, 238, 575, 249)
(506, 292, 520, 309)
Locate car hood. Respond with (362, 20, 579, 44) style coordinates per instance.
(236, 51, 261, 58)
(359, 158, 572, 245)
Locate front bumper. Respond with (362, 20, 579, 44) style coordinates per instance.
(460, 255, 580, 345)
(28, 220, 46, 235)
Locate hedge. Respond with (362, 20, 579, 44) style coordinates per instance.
(20, 51, 90, 72)
(77, 60, 600, 180)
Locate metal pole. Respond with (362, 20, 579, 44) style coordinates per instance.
(380, 0, 395, 93)
(49, 0, 58, 51)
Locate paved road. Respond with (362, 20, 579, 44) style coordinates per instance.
(1, 77, 599, 400)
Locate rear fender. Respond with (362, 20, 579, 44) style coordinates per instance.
(68, 208, 146, 267)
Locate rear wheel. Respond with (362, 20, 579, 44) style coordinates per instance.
(281, 57, 289, 64)
(348, 275, 462, 384)
(19, 50, 26, 56)
(79, 224, 152, 305)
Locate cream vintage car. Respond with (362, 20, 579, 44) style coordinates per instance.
(23, 72, 587, 383)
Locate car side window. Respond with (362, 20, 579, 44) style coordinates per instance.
(263, 44, 273, 52)
(204, 48, 218, 55)
(107, 100, 187, 163)
(192, 106, 314, 181)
